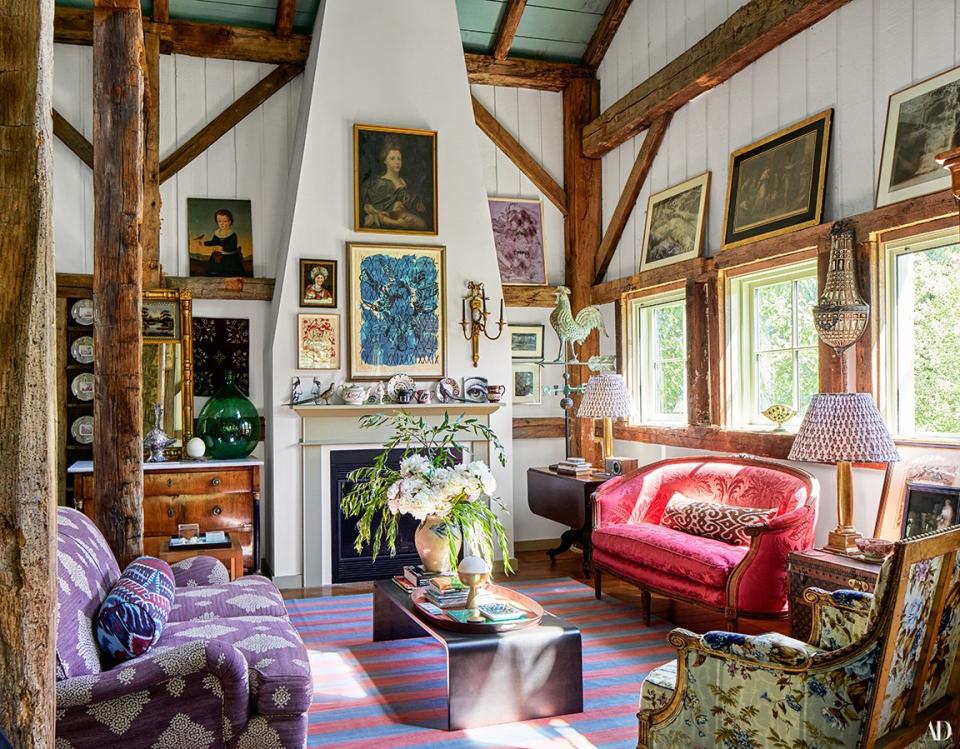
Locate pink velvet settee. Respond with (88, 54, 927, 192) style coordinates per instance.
(591, 456, 818, 630)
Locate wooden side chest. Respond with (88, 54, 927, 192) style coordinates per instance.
(787, 548, 883, 642)
(71, 459, 261, 574)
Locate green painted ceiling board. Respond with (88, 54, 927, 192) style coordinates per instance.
(526, 0, 608, 14)
(517, 5, 600, 44)
(510, 37, 586, 62)
(169, 0, 277, 29)
(455, 0, 504, 34)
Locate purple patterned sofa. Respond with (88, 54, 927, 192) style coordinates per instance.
(55, 507, 311, 748)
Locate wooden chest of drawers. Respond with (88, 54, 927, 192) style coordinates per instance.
(787, 548, 882, 641)
(71, 459, 261, 574)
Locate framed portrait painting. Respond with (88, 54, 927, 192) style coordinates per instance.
(721, 110, 832, 250)
(348, 242, 445, 380)
(187, 197, 254, 277)
(877, 66, 960, 208)
(299, 259, 337, 307)
(298, 313, 340, 370)
(489, 197, 546, 285)
(512, 362, 542, 405)
(509, 324, 544, 360)
(640, 172, 710, 272)
(354, 124, 437, 235)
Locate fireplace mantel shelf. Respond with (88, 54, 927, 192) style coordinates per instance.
(292, 403, 502, 418)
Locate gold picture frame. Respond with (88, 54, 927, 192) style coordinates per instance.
(347, 242, 446, 380)
(721, 109, 832, 250)
(354, 124, 438, 236)
(640, 171, 710, 272)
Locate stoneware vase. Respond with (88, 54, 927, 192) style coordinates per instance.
(415, 514, 462, 573)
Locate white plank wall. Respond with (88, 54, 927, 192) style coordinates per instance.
(597, 0, 960, 282)
(52, 43, 302, 278)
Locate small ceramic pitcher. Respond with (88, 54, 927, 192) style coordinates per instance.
(415, 389, 432, 404)
(486, 384, 506, 403)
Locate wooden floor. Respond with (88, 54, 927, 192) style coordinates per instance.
(281, 547, 791, 638)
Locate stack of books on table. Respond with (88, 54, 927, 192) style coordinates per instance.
(403, 564, 445, 588)
(554, 457, 594, 476)
(392, 575, 415, 593)
(425, 576, 469, 608)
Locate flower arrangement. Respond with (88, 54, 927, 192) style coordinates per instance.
(340, 412, 512, 573)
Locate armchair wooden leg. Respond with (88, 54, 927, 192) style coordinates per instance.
(641, 589, 651, 626)
(594, 567, 602, 599)
(726, 615, 738, 631)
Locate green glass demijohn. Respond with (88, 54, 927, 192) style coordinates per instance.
(196, 370, 259, 459)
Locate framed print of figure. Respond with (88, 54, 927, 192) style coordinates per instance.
(721, 110, 832, 250)
(509, 324, 544, 360)
(348, 242, 445, 380)
(512, 362, 542, 405)
(640, 172, 710, 272)
(298, 313, 340, 370)
(187, 197, 254, 277)
(489, 197, 547, 285)
(299, 259, 337, 307)
(877, 66, 960, 207)
(354, 124, 437, 235)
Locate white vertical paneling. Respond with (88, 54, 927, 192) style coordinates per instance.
(778, 33, 807, 126)
(668, 105, 687, 186)
(838, 0, 875, 217)
(493, 87, 522, 196)
(618, 139, 637, 278)
(914, 0, 955, 78)
(648, 0, 668, 73)
(173, 55, 207, 277)
(704, 81, 730, 255)
(873, 0, 913, 180)
(52, 44, 85, 273)
(203, 58, 237, 197)
(685, 0, 707, 48)
(666, 0, 687, 63)
(235, 62, 265, 276)
(517, 88, 542, 197)
(158, 52, 178, 276)
(631, 0, 650, 86)
(539, 91, 564, 283)
(471, 85, 499, 192)
(751, 50, 779, 137)
(806, 13, 839, 220)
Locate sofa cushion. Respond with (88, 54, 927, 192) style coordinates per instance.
(593, 522, 748, 587)
(169, 575, 288, 622)
(660, 493, 777, 546)
(96, 557, 175, 663)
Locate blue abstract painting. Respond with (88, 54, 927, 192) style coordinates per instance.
(349, 244, 445, 378)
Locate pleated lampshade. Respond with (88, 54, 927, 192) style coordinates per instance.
(788, 393, 900, 464)
(577, 373, 632, 419)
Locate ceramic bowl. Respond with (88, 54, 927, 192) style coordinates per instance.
(856, 537, 895, 561)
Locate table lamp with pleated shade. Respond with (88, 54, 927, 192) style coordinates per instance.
(577, 373, 632, 461)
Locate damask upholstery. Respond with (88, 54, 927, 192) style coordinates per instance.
(636, 525, 960, 749)
(56, 507, 311, 749)
(592, 456, 818, 626)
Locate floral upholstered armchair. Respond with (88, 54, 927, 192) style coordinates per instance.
(636, 525, 960, 749)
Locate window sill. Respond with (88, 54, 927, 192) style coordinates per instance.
(612, 423, 796, 460)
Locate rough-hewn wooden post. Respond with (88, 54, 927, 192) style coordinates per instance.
(142, 31, 161, 289)
(0, 0, 57, 743)
(93, 0, 145, 567)
(563, 77, 602, 463)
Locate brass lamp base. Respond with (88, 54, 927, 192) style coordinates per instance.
(825, 461, 863, 556)
(826, 528, 863, 555)
(591, 417, 614, 461)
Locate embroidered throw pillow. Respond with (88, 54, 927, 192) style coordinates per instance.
(96, 556, 175, 663)
(660, 493, 777, 545)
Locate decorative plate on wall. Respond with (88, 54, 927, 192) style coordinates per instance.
(71, 415, 94, 444)
(71, 372, 95, 401)
(70, 336, 94, 364)
(70, 299, 94, 326)
(435, 377, 460, 402)
(386, 374, 415, 400)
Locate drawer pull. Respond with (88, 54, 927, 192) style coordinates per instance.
(211, 478, 221, 487)
(167, 508, 174, 518)
(166, 478, 173, 488)
(847, 578, 868, 592)
(212, 505, 223, 516)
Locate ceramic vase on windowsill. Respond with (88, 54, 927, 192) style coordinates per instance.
(415, 515, 462, 573)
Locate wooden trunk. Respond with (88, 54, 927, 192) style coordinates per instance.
(0, 0, 57, 742)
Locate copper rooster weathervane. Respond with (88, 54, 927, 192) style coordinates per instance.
(459, 281, 505, 367)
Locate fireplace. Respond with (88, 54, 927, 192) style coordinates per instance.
(329, 448, 420, 583)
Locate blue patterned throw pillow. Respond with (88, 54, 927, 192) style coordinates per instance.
(95, 556, 175, 662)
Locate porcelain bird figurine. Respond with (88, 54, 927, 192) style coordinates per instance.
(549, 285, 608, 362)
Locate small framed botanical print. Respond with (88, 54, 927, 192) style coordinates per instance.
(640, 172, 710, 272)
(299, 259, 337, 307)
(512, 362, 542, 405)
(721, 110, 832, 250)
(509, 324, 544, 360)
(877, 66, 960, 207)
(489, 197, 547, 285)
(298, 313, 340, 370)
(354, 124, 438, 235)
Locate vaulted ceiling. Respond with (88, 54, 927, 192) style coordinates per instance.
(53, 0, 613, 63)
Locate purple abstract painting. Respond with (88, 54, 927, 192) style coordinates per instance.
(489, 198, 546, 285)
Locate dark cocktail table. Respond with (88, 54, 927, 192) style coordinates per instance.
(372, 580, 583, 730)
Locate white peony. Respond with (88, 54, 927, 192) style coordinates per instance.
(400, 454, 432, 478)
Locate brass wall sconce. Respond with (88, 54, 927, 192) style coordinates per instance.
(459, 281, 505, 367)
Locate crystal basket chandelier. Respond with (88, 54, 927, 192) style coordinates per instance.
(813, 220, 869, 356)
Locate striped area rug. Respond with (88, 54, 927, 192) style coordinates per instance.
(286, 577, 676, 749)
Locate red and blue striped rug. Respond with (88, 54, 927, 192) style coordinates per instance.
(286, 577, 675, 748)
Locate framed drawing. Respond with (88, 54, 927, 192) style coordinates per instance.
(877, 66, 960, 207)
(509, 324, 544, 359)
(298, 313, 340, 370)
(640, 172, 710, 272)
(354, 124, 437, 235)
(900, 482, 960, 538)
(348, 242, 445, 380)
(187, 197, 254, 277)
(299, 259, 337, 307)
(512, 362, 541, 405)
(489, 197, 546, 285)
(875, 449, 960, 539)
(721, 110, 832, 250)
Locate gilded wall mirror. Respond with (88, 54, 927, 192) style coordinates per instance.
(142, 288, 194, 457)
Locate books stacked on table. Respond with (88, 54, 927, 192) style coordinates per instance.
(478, 601, 528, 622)
(554, 457, 594, 476)
(403, 564, 445, 588)
(424, 576, 469, 608)
(392, 575, 415, 593)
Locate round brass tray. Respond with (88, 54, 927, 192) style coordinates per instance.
(411, 584, 544, 633)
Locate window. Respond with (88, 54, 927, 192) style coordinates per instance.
(885, 229, 960, 438)
(727, 259, 819, 428)
(627, 292, 686, 424)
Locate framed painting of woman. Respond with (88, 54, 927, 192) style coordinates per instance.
(354, 124, 437, 235)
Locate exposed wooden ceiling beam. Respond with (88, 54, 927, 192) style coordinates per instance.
(472, 95, 567, 217)
(55, 7, 311, 65)
(582, 0, 632, 68)
(583, 0, 853, 158)
(593, 112, 671, 285)
(52, 109, 93, 169)
(503, 285, 557, 307)
(275, 0, 296, 37)
(160, 63, 301, 183)
(493, 0, 527, 61)
(465, 53, 594, 91)
(152, 0, 168, 23)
